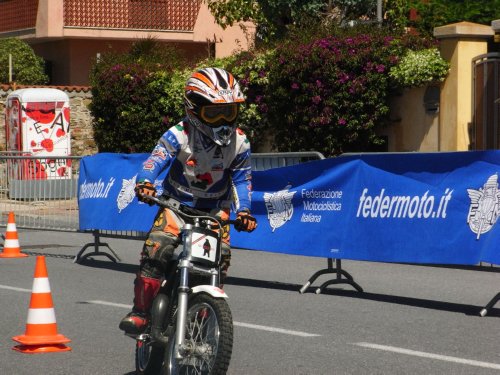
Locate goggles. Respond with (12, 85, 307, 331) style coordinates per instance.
(200, 104, 239, 125)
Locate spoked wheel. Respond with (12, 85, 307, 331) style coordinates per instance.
(164, 294, 233, 375)
(136, 335, 165, 375)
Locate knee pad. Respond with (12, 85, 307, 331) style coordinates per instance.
(220, 244, 231, 285)
(141, 232, 180, 278)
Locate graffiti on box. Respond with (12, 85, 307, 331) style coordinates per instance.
(5, 89, 72, 180)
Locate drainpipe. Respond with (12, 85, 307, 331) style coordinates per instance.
(377, 0, 383, 25)
(8, 54, 12, 83)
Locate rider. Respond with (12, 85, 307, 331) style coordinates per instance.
(119, 67, 257, 336)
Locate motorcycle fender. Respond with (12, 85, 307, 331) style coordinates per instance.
(191, 285, 228, 299)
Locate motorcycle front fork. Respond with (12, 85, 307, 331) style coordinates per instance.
(174, 259, 191, 359)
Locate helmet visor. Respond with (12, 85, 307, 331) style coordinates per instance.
(200, 104, 239, 126)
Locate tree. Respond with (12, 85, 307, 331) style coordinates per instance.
(392, 0, 500, 37)
(0, 38, 48, 84)
(205, 0, 380, 41)
(207, 0, 500, 40)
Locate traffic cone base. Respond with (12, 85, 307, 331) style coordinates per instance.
(12, 343, 71, 354)
(0, 251, 29, 258)
(0, 212, 28, 258)
(13, 330, 71, 345)
(12, 256, 71, 354)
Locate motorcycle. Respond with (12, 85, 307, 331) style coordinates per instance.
(130, 193, 238, 375)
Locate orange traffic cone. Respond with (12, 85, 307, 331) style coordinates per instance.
(12, 256, 71, 353)
(0, 212, 28, 258)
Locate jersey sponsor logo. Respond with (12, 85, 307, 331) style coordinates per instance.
(152, 148, 167, 160)
(143, 161, 155, 171)
(169, 177, 226, 199)
(191, 172, 214, 190)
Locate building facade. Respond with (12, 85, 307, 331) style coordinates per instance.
(0, 0, 255, 85)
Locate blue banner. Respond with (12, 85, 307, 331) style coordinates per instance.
(79, 151, 500, 265)
(78, 153, 165, 232)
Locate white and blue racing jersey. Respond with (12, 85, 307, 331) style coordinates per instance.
(137, 120, 252, 212)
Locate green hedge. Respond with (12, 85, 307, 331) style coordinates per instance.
(89, 30, 449, 156)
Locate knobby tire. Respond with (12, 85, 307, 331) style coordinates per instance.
(163, 293, 233, 375)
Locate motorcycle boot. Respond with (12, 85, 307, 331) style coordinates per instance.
(119, 275, 161, 334)
(150, 292, 170, 347)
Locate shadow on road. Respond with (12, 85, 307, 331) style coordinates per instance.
(31, 251, 497, 318)
(77, 258, 139, 274)
(226, 276, 500, 317)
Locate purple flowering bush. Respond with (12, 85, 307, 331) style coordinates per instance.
(89, 32, 441, 155)
(267, 30, 403, 156)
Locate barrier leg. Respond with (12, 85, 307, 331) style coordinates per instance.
(299, 258, 363, 294)
(74, 230, 121, 264)
(479, 292, 500, 317)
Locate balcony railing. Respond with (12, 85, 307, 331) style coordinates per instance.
(63, 0, 202, 31)
(0, 0, 38, 33)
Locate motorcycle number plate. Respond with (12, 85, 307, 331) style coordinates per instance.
(191, 232, 218, 263)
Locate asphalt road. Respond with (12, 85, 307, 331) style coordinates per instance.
(0, 229, 499, 375)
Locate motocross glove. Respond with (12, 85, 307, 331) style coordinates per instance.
(135, 181, 156, 205)
(235, 211, 257, 232)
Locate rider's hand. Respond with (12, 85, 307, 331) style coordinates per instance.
(235, 211, 257, 232)
(135, 181, 156, 205)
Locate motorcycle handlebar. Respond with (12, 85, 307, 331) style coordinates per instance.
(138, 192, 241, 229)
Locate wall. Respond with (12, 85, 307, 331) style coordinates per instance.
(192, 2, 255, 57)
(382, 21, 494, 152)
(0, 85, 97, 155)
(434, 22, 493, 151)
(24, 0, 255, 86)
(31, 39, 209, 86)
(382, 86, 439, 152)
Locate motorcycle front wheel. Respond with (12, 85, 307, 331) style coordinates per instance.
(136, 336, 165, 375)
(163, 293, 233, 375)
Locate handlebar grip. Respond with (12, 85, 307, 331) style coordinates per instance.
(232, 219, 244, 232)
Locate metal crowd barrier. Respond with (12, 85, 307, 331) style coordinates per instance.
(0, 152, 326, 233)
(0, 154, 81, 231)
(0, 152, 325, 262)
(251, 151, 325, 171)
(1, 152, 498, 315)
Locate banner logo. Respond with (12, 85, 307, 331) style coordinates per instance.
(357, 188, 453, 219)
(79, 177, 115, 200)
(264, 184, 296, 232)
(467, 174, 500, 239)
(117, 175, 137, 213)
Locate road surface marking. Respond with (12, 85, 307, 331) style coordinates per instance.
(87, 300, 320, 337)
(355, 342, 500, 370)
(88, 300, 131, 309)
(234, 321, 320, 337)
(0, 284, 31, 293)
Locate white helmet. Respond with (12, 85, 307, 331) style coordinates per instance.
(184, 67, 245, 146)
